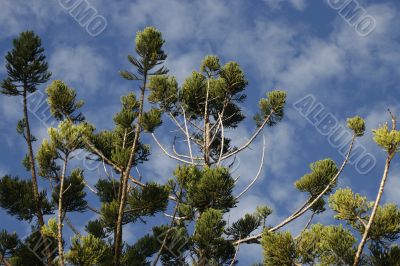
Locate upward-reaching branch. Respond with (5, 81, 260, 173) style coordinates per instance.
(113, 26, 168, 266)
(221, 113, 272, 161)
(152, 133, 203, 165)
(113, 78, 146, 266)
(353, 154, 394, 265)
(353, 111, 398, 266)
(234, 134, 356, 245)
(57, 156, 68, 266)
(182, 106, 195, 164)
(235, 135, 266, 199)
(203, 77, 211, 165)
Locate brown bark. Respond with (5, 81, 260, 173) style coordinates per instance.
(0, 254, 11, 266)
(23, 90, 53, 265)
(353, 113, 397, 266)
(353, 154, 393, 265)
(57, 156, 68, 266)
(113, 74, 147, 266)
(203, 78, 211, 166)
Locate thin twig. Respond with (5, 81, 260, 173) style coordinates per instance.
(83, 180, 98, 194)
(234, 135, 356, 245)
(221, 113, 272, 161)
(235, 135, 266, 199)
(152, 133, 203, 166)
(230, 240, 240, 266)
(182, 106, 194, 164)
(217, 113, 225, 166)
(87, 205, 101, 214)
(294, 212, 315, 240)
(64, 215, 81, 236)
(152, 187, 183, 265)
(163, 212, 187, 220)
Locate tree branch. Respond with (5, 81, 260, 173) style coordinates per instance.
(353, 144, 396, 265)
(235, 135, 266, 199)
(152, 133, 203, 166)
(221, 113, 272, 161)
(234, 135, 356, 245)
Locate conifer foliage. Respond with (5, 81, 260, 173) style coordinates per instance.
(0, 27, 400, 266)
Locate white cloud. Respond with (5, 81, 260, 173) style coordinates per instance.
(49, 45, 108, 95)
(264, 0, 307, 11)
(276, 39, 345, 98)
(109, 0, 231, 41)
(1, 0, 400, 263)
(0, 164, 7, 177)
(103, 0, 400, 106)
(384, 164, 400, 205)
(0, 96, 21, 122)
(290, 0, 307, 10)
(331, 3, 400, 86)
(142, 134, 181, 183)
(167, 51, 205, 83)
(0, 0, 60, 37)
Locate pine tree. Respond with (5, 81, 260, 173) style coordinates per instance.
(36, 116, 94, 266)
(146, 50, 400, 265)
(109, 26, 168, 266)
(253, 114, 400, 265)
(146, 54, 289, 265)
(353, 112, 400, 265)
(1, 27, 400, 266)
(0, 31, 53, 265)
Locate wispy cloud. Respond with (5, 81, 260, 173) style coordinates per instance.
(49, 45, 108, 95)
(263, 0, 308, 11)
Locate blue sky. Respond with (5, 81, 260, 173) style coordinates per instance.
(1, 0, 400, 264)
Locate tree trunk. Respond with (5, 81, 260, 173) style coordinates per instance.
(113, 74, 147, 266)
(353, 154, 393, 265)
(57, 157, 68, 266)
(203, 78, 211, 166)
(113, 172, 124, 251)
(23, 91, 45, 226)
(23, 90, 54, 265)
(0, 254, 11, 266)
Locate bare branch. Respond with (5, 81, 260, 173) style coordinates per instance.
(81, 178, 98, 195)
(62, 183, 72, 195)
(102, 159, 112, 179)
(168, 112, 187, 135)
(65, 215, 81, 236)
(87, 205, 100, 214)
(230, 241, 240, 266)
(234, 135, 356, 245)
(187, 118, 204, 133)
(294, 212, 315, 240)
(221, 113, 272, 161)
(122, 128, 127, 149)
(235, 135, 266, 199)
(217, 113, 225, 166)
(163, 212, 187, 220)
(152, 133, 203, 166)
(388, 108, 396, 130)
(152, 187, 183, 265)
(182, 106, 195, 164)
(171, 139, 203, 160)
(353, 140, 396, 265)
(0, 255, 11, 266)
(356, 216, 367, 229)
